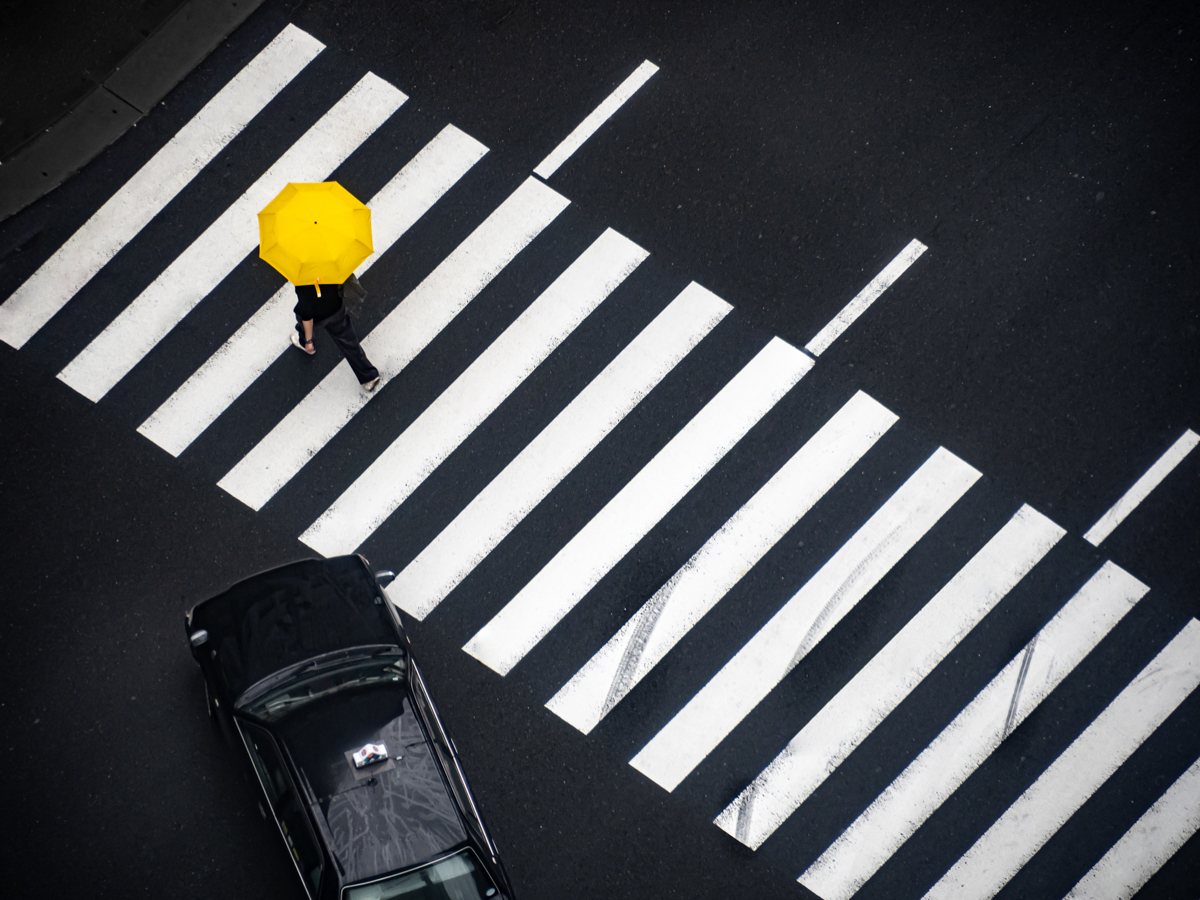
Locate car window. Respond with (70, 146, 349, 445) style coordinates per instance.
(240, 721, 325, 898)
(343, 848, 498, 900)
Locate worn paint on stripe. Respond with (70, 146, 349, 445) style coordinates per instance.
(395, 283, 731, 621)
(923, 619, 1200, 900)
(716, 504, 1066, 849)
(799, 561, 1149, 900)
(217, 177, 569, 511)
(1064, 754, 1200, 900)
(466, 337, 813, 679)
(298, 228, 648, 556)
(58, 73, 406, 401)
(1084, 429, 1199, 546)
(804, 240, 927, 357)
(533, 60, 659, 179)
(137, 124, 487, 456)
(545, 391, 899, 735)
(0, 25, 325, 349)
(630, 447, 981, 791)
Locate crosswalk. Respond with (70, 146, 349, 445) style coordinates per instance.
(59, 72, 407, 402)
(529, 390, 896, 720)
(466, 335, 813, 681)
(3, 22, 1197, 900)
(717, 503, 1066, 850)
(138, 122, 488, 456)
(797, 560, 1149, 897)
(395, 282, 731, 621)
(218, 175, 570, 510)
(298, 226, 648, 558)
(0, 25, 325, 350)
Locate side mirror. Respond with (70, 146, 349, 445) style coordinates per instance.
(374, 570, 396, 587)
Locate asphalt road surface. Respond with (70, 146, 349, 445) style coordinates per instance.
(0, 0, 187, 161)
(1, 2, 1198, 899)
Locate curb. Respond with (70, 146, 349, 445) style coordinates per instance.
(0, 0, 268, 223)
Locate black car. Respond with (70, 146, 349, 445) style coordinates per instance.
(186, 555, 515, 900)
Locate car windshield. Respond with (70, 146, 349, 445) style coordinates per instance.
(344, 849, 498, 900)
(239, 649, 407, 722)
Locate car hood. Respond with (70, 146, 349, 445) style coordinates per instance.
(276, 685, 468, 883)
(191, 556, 398, 700)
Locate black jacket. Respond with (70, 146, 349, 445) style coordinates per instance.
(293, 282, 343, 321)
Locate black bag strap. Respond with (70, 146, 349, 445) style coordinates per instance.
(343, 273, 368, 303)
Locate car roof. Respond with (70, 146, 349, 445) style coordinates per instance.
(274, 684, 469, 883)
(191, 556, 399, 700)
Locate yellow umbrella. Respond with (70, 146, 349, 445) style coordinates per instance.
(258, 181, 372, 293)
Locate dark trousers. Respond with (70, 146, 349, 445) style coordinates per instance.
(297, 304, 379, 384)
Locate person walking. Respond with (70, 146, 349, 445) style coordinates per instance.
(290, 278, 381, 392)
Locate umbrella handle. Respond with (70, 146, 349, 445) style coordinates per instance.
(315, 277, 322, 298)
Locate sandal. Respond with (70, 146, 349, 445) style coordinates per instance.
(290, 332, 316, 356)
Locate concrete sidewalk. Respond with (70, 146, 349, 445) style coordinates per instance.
(0, 0, 268, 222)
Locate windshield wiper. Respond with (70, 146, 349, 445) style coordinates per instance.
(258, 668, 404, 717)
(237, 645, 401, 709)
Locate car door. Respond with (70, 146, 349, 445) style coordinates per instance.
(238, 719, 326, 899)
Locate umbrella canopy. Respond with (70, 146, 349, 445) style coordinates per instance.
(258, 181, 372, 287)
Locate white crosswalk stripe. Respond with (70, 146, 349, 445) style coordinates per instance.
(58, 73, 407, 402)
(716, 503, 1066, 850)
(299, 227, 648, 557)
(630, 446, 982, 791)
(217, 176, 570, 511)
(1084, 428, 1200, 547)
(799, 561, 1149, 900)
(393, 282, 732, 621)
(534, 60, 659, 179)
(1064, 754, 1200, 900)
(7, 29, 1196, 899)
(465, 336, 813, 680)
(923, 619, 1200, 900)
(137, 124, 488, 456)
(543, 390, 899, 735)
(0, 24, 325, 349)
(805, 239, 928, 357)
